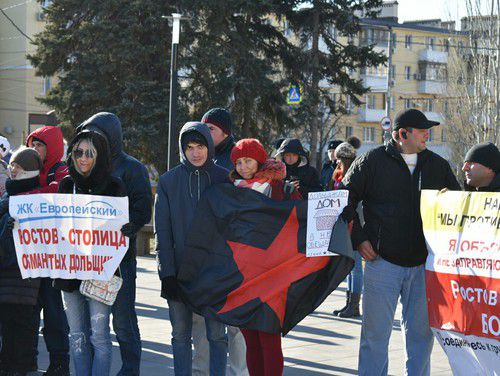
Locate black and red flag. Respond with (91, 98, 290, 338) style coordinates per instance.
(177, 184, 354, 335)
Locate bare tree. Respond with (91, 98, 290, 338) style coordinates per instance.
(446, 0, 500, 172)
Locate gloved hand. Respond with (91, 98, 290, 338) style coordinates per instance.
(161, 276, 179, 301)
(340, 206, 356, 222)
(6, 217, 15, 231)
(121, 222, 140, 238)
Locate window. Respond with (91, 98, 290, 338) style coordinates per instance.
(345, 126, 353, 138)
(42, 77, 52, 96)
(363, 127, 375, 143)
(366, 94, 377, 109)
(428, 128, 434, 142)
(346, 95, 352, 114)
(405, 35, 412, 49)
(405, 66, 411, 80)
(405, 98, 412, 109)
(444, 100, 449, 114)
(331, 93, 337, 107)
(426, 99, 434, 112)
(426, 37, 436, 51)
(390, 96, 395, 111)
(441, 128, 447, 142)
(389, 65, 396, 80)
(391, 33, 397, 50)
(443, 39, 450, 52)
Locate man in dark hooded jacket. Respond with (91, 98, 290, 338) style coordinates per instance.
(275, 138, 322, 197)
(77, 112, 152, 376)
(155, 122, 228, 375)
(462, 142, 500, 192)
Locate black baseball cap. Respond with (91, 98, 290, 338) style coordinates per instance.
(393, 109, 440, 131)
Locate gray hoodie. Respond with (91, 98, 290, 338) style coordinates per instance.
(155, 122, 229, 278)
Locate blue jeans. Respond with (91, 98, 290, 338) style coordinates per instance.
(168, 299, 228, 376)
(34, 278, 70, 366)
(63, 291, 112, 376)
(112, 258, 141, 375)
(347, 251, 363, 294)
(359, 257, 433, 376)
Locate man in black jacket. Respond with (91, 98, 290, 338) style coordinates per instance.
(78, 112, 152, 376)
(462, 142, 500, 192)
(201, 107, 235, 171)
(342, 109, 460, 376)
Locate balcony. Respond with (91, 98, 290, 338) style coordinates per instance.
(419, 49, 448, 64)
(358, 107, 386, 123)
(361, 74, 388, 92)
(418, 80, 447, 95)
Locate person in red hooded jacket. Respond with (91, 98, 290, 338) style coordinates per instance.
(25, 125, 69, 194)
(25, 126, 71, 375)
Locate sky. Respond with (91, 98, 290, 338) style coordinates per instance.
(396, 0, 493, 29)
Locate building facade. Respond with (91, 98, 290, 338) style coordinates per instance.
(329, 1, 467, 159)
(0, 0, 51, 148)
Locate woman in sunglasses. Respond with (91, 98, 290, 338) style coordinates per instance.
(53, 130, 127, 376)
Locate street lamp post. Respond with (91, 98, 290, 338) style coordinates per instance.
(167, 13, 181, 172)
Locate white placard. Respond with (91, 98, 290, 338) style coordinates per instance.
(9, 194, 129, 281)
(306, 190, 349, 257)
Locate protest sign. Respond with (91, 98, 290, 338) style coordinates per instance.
(421, 190, 500, 375)
(306, 190, 348, 257)
(10, 193, 129, 281)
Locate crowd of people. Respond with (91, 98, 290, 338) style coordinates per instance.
(0, 106, 498, 376)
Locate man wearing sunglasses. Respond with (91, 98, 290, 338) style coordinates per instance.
(25, 125, 70, 375)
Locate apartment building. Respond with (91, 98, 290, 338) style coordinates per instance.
(0, 0, 51, 147)
(331, 1, 467, 159)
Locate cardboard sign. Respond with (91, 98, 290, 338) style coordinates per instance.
(306, 190, 348, 257)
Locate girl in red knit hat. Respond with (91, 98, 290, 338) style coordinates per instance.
(229, 138, 301, 376)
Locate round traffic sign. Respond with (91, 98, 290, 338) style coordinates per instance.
(380, 116, 392, 131)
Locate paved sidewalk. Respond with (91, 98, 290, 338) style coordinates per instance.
(36, 255, 452, 375)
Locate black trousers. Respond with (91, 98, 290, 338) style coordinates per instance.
(0, 303, 38, 372)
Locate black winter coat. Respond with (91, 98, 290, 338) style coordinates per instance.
(77, 112, 152, 260)
(53, 131, 127, 292)
(276, 138, 323, 197)
(0, 177, 41, 305)
(343, 140, 460, 267)
(214, 136, 235, 171)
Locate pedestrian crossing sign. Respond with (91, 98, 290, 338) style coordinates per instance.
(287, 85, 302, 105)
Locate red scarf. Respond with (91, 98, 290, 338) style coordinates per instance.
(231, 159, 286, 197)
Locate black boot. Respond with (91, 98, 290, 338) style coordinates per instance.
(338, 293, 361, 318)
(333, 291, 350, 316)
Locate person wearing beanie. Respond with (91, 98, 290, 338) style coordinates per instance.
(321, 139, 343, 190)
(228, 138, 301, 376)
(275, 138, 322, 197)
(201, 107, 236, 170)
(0, 147, 43, 375)
(155, 122, 229, 375)
(329, 142, 364, 318)
(341, 108, 460, 375)
(463, 142, 500, 191)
